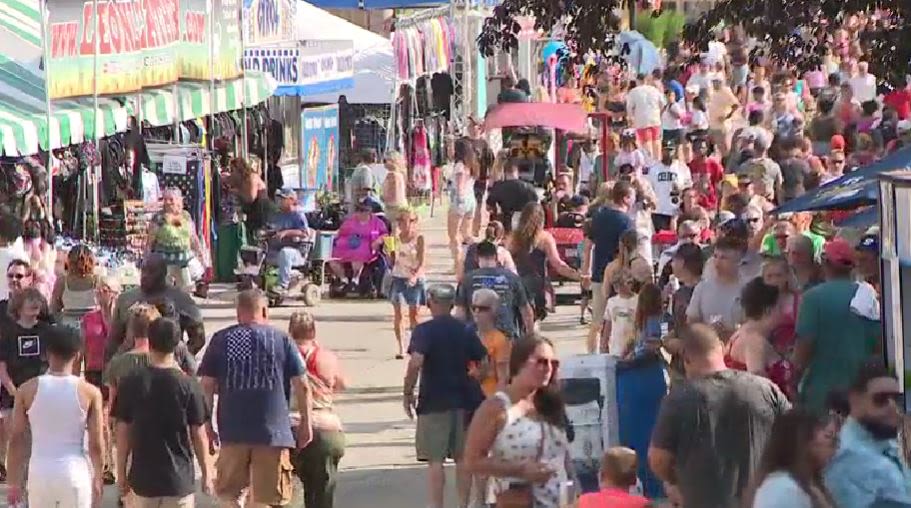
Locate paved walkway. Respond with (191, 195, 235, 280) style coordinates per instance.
(0, 209, 590, 507)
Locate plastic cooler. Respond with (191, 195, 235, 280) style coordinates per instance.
(313, 231, 336, 261)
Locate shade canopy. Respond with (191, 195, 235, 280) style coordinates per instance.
(484, 103, 589, 134)
(774, 146, 911, 214)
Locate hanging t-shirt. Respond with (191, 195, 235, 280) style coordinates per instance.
(647, 161, 693, 217)
(141, 170, 161, 206)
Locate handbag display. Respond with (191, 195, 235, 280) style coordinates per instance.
(496, 423, 546, 508)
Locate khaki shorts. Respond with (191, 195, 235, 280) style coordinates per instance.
(416, 409, 467, 463)
(129, 494, 194, 507)
(215, 444, 294, 506)
(590, 282, 607, 325)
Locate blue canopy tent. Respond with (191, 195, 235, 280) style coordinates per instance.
(304, 0, 444, 7)
(836, 206, 878, 229)
(774, 146, 911, 214)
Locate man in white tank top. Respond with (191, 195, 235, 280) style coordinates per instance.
(6, 325, 105, 508)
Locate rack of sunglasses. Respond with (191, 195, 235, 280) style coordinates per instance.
(98, 200, 152, 257)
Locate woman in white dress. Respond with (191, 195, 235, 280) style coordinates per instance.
(463, 335, 572, 508)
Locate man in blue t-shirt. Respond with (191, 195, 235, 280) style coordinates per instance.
(269, 188, 312, 295)
(405, 283, 487, 508)
(198, 289, 310, 506)
(581, 180, 634, 353)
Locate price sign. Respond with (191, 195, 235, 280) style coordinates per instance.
(162, 155, 186, 174)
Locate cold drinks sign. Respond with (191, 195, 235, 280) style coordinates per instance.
(243, 40, 353, 95)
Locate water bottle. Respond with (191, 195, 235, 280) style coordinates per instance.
(668, 275, 680, 293)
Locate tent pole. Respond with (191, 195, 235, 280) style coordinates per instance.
(240, 3, 249, 160)
(208, 0, 215, 151)
(40, 0, 54, 218)
(91, 0, 100, 240)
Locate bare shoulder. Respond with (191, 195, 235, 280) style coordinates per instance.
(79, 379, 103, 402)
(17, 377, 39, 400)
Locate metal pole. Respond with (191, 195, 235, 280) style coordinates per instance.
(629, 0, 637, 30)
(462, 0, 471, 127)
(40, 0, 54, 215)
(208, 0, 215, 151)
(239, 2, 249, 160)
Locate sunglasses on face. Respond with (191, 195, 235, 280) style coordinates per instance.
(871, 391, 903, 407)
(745, 217, 761, 223)
(832, 159, 846, 165)
(7, 273, 28, 280)
(533, 358, 560, 369)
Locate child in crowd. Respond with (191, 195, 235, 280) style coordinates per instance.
(601, 270, 638, 355)
(578, 447, 650, 508)
(626, 283, 664, 359)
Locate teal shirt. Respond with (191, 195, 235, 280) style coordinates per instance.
(796, 279, 881, 411)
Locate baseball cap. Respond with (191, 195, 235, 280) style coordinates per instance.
(426, 283, 456, 302)
(354, 198, 374, 211)
(857, 234, 879, 253)
(275, 188, 296, 199)
(830, 134, 846, 150)
(823, 237, 855, 266)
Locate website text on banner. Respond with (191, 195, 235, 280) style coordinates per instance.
(47, 0, 243, 100)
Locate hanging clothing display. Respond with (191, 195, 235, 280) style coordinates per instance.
(392, 17, 455, 81)
(410, 124, 431, 192)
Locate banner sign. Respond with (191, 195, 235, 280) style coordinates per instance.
(300, 104, 338, 192)
(242, 0, 295, 46)
(48, 0, 181, 99)
(244, 41, 353, 95)
(48, 0, 244, 99)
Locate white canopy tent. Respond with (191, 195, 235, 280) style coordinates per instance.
(297, 1, 395, 104)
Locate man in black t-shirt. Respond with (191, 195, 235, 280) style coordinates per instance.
(0, 287, 54, 415)
(113, 317, 212, 505)
(486, 160, 538, 232)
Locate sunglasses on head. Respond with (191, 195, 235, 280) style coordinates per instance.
(871, 391, 903, 407)
(533, 358, 560, 369)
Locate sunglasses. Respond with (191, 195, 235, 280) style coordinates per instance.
(7, 273, 28, 280)
(471, 305, 492, 312)
(534, 358, 560, 369)
(871, 391, 903, 407)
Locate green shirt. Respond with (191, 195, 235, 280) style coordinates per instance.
(796, 279, 881, 411)
(761, 231, 825, 258)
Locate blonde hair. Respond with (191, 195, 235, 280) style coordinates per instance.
(384, 151, 406, 173)
(600, 447, 639, 488)
(127, 303, 161, 341)
(289, 311, 316, 341)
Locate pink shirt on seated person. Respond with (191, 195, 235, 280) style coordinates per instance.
(579, 487, 650, 508)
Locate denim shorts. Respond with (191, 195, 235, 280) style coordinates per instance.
(389, 276, 426, 306)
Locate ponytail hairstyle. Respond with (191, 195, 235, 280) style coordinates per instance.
(508, 334, 567, 430)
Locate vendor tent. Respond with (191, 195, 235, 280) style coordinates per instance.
(0, 0, 131, 156)
(774, 146, 911, 214)
(296, 2, 395, 104)
(302, 0, 443, 8)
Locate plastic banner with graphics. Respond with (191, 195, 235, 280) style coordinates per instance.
(242, 0, 295, 46)
(47, 0, 244, 99)
(243, 40, 353, 96)
(48, 0, 181, 99)
(300, 104, 338, 192)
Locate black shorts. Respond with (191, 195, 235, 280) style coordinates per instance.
(85, 370, 109, 400)
(473, 180, 487, 204)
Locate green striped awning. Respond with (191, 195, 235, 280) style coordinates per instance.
(140, 71, 277, 127)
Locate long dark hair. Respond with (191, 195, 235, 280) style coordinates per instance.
(634, 283, 662, 332)
(509, 335, 567, 430)
(745, 409, 836, 507)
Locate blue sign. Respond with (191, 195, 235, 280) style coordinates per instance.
(301, 104, 339, 195)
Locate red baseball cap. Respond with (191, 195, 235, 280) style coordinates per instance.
(831, 135, 846, 151)
(823, 238, 855, 266)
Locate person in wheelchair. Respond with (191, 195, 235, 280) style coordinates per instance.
(268, 188, 313, 297)
(328, 198, 389, 294)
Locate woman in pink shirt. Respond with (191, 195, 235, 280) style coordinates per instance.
(579, 447, 651, 508)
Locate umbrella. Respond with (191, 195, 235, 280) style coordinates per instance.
(774, 146, 911, 214)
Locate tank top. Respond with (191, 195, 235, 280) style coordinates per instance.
(391, 234, 423, 279)
(28, 375, 90, 481)
(61, 276, 97, 317)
